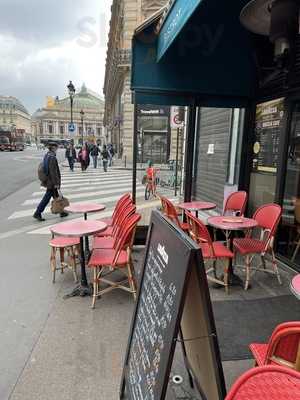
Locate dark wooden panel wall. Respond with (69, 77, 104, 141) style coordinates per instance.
(193, 108, 232, 210)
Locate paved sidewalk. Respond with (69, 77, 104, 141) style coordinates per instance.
(8, 244, 295, 399)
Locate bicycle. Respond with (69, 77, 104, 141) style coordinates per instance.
(144, 169, 159, 200)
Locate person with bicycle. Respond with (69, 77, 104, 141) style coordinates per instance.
(144, 160, 157, 200)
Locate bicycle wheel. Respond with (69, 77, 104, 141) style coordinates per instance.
(145, 184, 151, 200)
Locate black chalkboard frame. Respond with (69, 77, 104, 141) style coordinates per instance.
(120, 210, 226, 400)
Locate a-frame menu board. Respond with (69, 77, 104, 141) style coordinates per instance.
(120, 210, 226, 400)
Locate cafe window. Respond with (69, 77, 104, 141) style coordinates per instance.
(248, 98, 284, 214)
(277, 103, 300, 270)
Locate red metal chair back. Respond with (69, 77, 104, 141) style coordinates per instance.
(252, 204, 282, 250)
(266, 323, 300, 370)
(225, 366, 300, 400)
(164, 198, 181, 227)
(112, 194, 132, 226)
(159, 196, 168, 214)
(112, 213, 141, 266)
(223, 191, 248, 216)
(185, 211, 215, 257)
(112, 203, 136, 238)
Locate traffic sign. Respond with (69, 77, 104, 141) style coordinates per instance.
(68, 123, 76, 133)
(170, 107, 184, 129)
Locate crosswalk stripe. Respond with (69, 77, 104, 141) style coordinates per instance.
(8, 190, 146, 220)
(61, 175, 133, 185)
(23, 185, 141, 206)
(61, 171, 132, 179)
(31, 181, 134, 197)
(26, 198, 174, 235)
(60, 170, 131, 177)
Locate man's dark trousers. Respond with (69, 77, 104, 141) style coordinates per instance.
(67, 157, 74, 171)
(36, 188, 58, 215)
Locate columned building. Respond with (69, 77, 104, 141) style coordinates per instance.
(0, 96, 32, 142)
(103, 0, 166, 161)
(32, 84, 105, 146)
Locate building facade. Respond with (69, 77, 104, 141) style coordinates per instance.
(0, 96, 32, 142)
(32, 84, 105, 146)
(103, 0, 167, 161)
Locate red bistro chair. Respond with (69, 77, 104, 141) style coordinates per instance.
(185, 211, 234, 293)
(98, 193, 131, 227)
(163, 197, 189, 232)
(93, 204, 136, 249)
(223, 191, 248, 217)
(233, 203, 282, 290)
(250, 322, 300, 371)
(88, 213, 141, 308)
(95, 200, 135, 238)
(225, 366, 300, 400)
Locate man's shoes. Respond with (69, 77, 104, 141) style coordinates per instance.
(33, 213, 45, 222)
(60, 212, 69, 218)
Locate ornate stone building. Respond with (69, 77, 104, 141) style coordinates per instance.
(0, 96, 32, 141)
(103, 0, 166, 161)
(32, 84, 105, 146)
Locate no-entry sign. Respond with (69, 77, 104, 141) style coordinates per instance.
(170, 107, 184, 129)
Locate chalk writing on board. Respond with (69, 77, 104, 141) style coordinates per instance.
(128, 245, 177, 400)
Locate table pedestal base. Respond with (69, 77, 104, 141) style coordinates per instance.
(63, 283, 93, 298)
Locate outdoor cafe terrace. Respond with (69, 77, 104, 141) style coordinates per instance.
(9, 167, 300, 400)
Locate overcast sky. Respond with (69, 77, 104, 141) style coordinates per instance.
(0, 0, 112, 113)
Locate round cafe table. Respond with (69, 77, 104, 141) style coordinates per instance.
(178, 201, 217, 218)
(65, 203, 106, 254)
(207, 216, 258, 287)
(290, 274, 300, 300)
(50, 220, 107, 297)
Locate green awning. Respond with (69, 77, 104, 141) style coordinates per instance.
(131, 0, 258, 107)
(157, 0, 203, 61)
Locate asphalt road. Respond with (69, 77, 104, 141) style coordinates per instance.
(0, 148, 65, 201)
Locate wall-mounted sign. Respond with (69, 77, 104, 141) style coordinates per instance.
(138, 105, 170, 117)
(170, 106, 184, 128)
(252, 98, 285, 174)
(207, 143, 215, 155)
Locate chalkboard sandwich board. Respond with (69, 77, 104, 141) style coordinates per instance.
(120, 210, 226, 400)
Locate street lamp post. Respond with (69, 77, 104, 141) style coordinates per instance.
(67, 80, 76, 140)
(80, 109, 84, 145)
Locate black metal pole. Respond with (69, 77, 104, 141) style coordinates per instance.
(81, 117, 84, 145)
(132, 103, 138, 204)
(184, 104, 197, 202)
(175, 128, 180, 197)
(70, 97, 73, 124)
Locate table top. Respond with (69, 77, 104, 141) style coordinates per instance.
(290, 274, 300, 300)
(65, 203, 106, 214)
(50, 220, 107, 238)
(178, 201, 217, 211)
(207, 216, 258, 231)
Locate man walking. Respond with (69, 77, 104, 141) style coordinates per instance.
(65, 143, 76, 171)
(90, 144, 100, 168)
(33, 142, 68, 222)
(101, 145, 109, 172)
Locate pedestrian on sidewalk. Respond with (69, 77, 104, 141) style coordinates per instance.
(102, 145, 109, 172)
(78, 143, 90, 171)
(108, 143, 114, 166)
(34, 142, 68, 222)
(65, 143, 76, 171)
(90, 143, 100, 168)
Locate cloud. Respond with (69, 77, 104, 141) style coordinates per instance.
(0, 0, 111, 113)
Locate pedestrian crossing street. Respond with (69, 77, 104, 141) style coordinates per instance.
(8, 167, 176, 235)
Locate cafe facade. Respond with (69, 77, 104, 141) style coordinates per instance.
(130, 0, 300, 273)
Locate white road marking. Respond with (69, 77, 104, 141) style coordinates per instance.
(23, 185, 139, 206)
(31, 180, 134, 197)
(8, 190, 146, 220)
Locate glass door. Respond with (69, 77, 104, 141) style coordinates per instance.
(277, 103, 300, 270)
